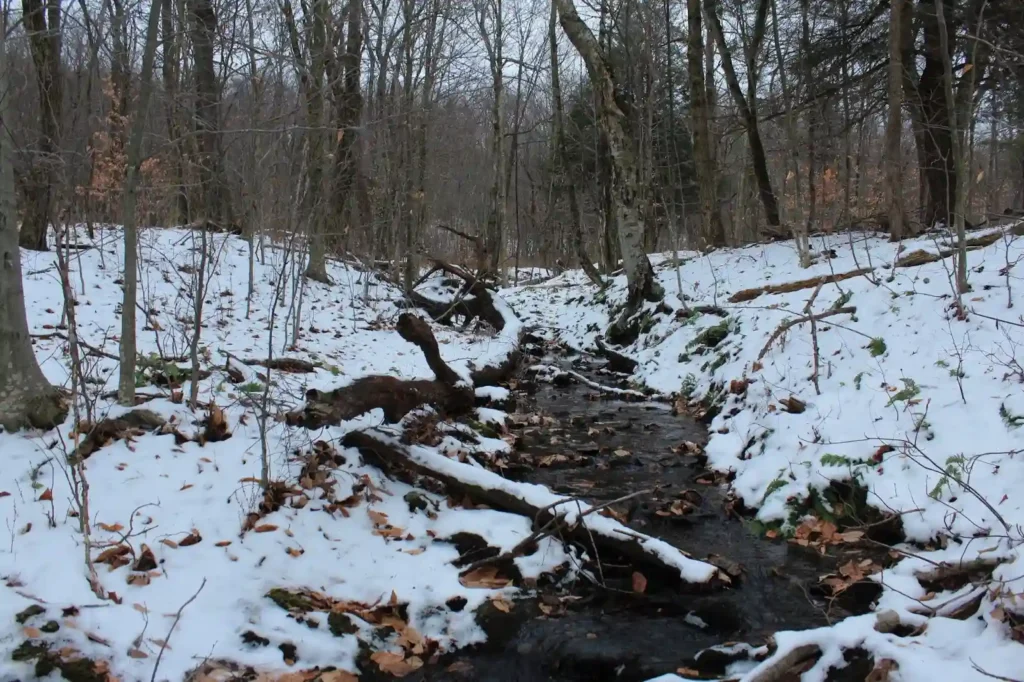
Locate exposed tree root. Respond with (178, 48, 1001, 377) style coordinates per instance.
(342, 428, 726, 588)
(594, 337, 639, 374)
(729, 268, 874, 303)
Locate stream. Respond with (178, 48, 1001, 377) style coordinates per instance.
(406, 341, 881, 682)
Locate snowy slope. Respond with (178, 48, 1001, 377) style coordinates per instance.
(506, 226, 1024, 682)
(0, 227, 561, 681)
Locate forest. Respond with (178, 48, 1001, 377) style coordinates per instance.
(1, 0, 1024, 681)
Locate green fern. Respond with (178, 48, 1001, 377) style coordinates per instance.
(867, 338, 887, 357)
(885, 378, 920, 406)
(1000, 403, 1024, 429)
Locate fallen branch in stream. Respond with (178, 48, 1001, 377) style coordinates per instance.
(342, 428, 726, 587)
(455, 488, 655, 576)
(527, 364, 661, 402)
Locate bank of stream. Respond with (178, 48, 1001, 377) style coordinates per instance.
(405, 341, 885, 682)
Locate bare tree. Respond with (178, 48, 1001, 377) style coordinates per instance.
(19, 0, 63, 251)
(887, 0, 906, 240)
(118, 0, 165, 405)
(0, 11, 66, 430)
(555, 0, 663, 336)
(686, 0, 724, 248)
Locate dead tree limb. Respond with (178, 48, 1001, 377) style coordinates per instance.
(729, 268, 874, 303)
(594, 337, 639, 374)
(287, 313, 474, 428)
(342, 428, 725, 588)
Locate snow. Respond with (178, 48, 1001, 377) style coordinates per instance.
(5, 223, 1023, 680)
(0, 226, 606, 681)
(505, 225, 1024, 682)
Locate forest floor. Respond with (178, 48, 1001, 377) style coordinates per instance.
(1, 223, 1023, 682)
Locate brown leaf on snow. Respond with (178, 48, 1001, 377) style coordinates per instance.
(286, 547, 304, 558)
(367, 510, 389, 526)
(160, 538, 179, 549)
(97, 522, 124, 533)
(866, 658, 899, 682)
(371, 651, 423, 677)
(128, 648, 149, 659)
(95, 544, 131, 567)
(127, 573, 151, 586)
(23, 626, 42, 638)
(254, 524, 279, 533)
(490, 597, 513, 613)
(179, 531, 203, 546)
(459, 566, 510, 589)
(38, 489, 53, 502)
(631, 571, 648, 594)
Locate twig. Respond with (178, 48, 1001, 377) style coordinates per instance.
(150, 578, 206, 682)
(971, 661, 1024, 682)
(757, 307, 858, 361)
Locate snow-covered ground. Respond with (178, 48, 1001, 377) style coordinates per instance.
(506, 225, 1024, 682)
(0, 228, 578, 681)
(5, 224, 1023, 681)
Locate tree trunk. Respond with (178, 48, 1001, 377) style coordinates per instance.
(189, 0, 233, 231)
(550, 0, 603, 286)
(479, 0, 506, 278)
(163, 0, 190, 224)
(704, 0, 781, 231)
(687, 0, 724, 248)
(118, 0, 163, 406)
(329, 0, 365, 256)
(887, 0, 906, 239)
(0, 15, 65, 430)
(19, 0, 63, 251)
(555, 0, 663, 327)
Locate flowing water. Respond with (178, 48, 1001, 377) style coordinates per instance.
(401, 344, 880, 682)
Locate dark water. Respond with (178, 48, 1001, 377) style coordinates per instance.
(403, 349, 875, 682)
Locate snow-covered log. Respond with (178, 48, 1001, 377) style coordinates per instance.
(342, 428, 727, 588)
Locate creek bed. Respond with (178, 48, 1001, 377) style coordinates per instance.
(406, 346, 881, 682)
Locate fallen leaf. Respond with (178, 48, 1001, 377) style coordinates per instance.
(371, 651, 423, 677)
(459, 566, 510, 589)
(23, 626, 42, 638)
(160, 538, 178, 549)
(402, 547, 426, 555)
(179, 483, 193, 491)
(97, 522, 124, 533)
(126, 573, 151, 586)
(148, 638, 170, 650)
(319, 671, 359, 682)
(132, 603, 148, 614)
(490, 597, 512, 613)
(215, 540, 232, 547)
(179, 531, 202, 546)
(368, 510, 389, 525)
(38, 489, 53, 502)
(286, 547, 304, 557)
(631, 571, 647, 594)
(0, 491, 10, 497)
(128, 648, 149, 659)
(253, 524, 278, 533)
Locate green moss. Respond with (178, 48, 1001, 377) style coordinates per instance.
(266, 588, 315, 612)
(15, 605, 45, 624)
(688, 319, 732, 351)
(328, 612, 358, 637)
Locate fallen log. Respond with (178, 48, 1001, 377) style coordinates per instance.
(342, 428, 725, 588)
(745, 643, 821, 682)
(286, 313, 474, 428)
(241, 357, 316, 373)
(729, 268, 874, 303)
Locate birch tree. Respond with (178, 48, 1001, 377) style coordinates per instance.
(555, 0, 663, 336)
